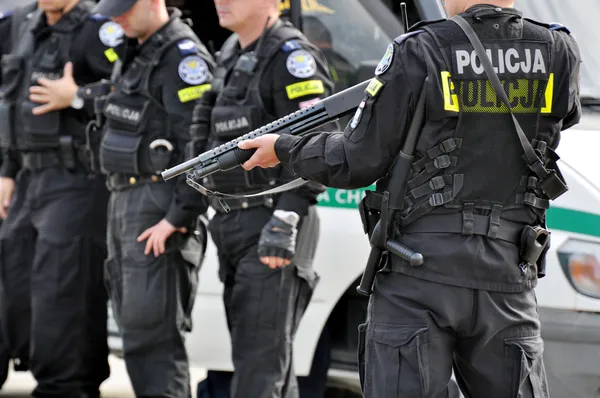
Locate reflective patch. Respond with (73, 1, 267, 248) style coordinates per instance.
(365, 78, 384, 97)
(285, 80, 325, 100)
(99, 21, 124, 47)
(177, 84, 212, 103)
(104, 48, 119, 63)
(178, 56, 209, 85)
(350, 100, 367, 130)
(375, 44, 394, 76)
(299, 97, 321, 109)
(281, 40, 302, 53)
(177, 39, 198, 56)
(286, 50, 317, 79)
(439, 70, 555, 114)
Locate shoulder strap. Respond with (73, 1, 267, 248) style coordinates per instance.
(450, 15, 567, 200)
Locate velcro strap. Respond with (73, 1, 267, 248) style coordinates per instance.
(520, 176, 539, 189)
(363, 190, 384, 212)
(516, 193, 550, 209)
(462, 202, 475, 236)
(487, 204, 503, 239)
(401, 174, 464, 226)
(410, 175, 454, 199)
(408, 156, 457, 189)
(413, 138, 462, 171)
(402, 213, 524, 244)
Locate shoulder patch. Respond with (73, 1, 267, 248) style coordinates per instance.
(375, 43, 394, 76)
(549, 22, 571, 34)
(99, 21, 124, 47)
(0, 10, 13, 20)
(89, 13, 109, 22)
(286, 49, 317, 79)
(177, 39, 199, 56)
(281, 40, 302, 53)
(178, 55, 209, 85)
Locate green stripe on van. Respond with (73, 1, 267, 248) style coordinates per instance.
(317, 188, 600, 238)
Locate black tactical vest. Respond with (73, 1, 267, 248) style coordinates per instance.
(0, 1, 92, 152)
(206, 20, 323, 193)
(395, 14, 571, 234)
(99, 12, 210, 176)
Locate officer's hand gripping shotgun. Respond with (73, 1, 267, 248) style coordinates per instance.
(161, 79, 371, 181)
(356, 79, 429, 296)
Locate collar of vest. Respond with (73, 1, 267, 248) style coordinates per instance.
(463, 4, 522, 19)
(48, 0, 93, 33)
(137, 8, 191, 60)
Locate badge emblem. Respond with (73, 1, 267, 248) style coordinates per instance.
(178, 56, 209, 85)
(375, 44, 394, 76)
(99, 21, 124, 48)
(286, 50, 317, 79)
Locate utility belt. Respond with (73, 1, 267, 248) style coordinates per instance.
(209, 194, 277, 213)
(359, 192, 550, 278)
(106, 172, 163, 192)
(20, 136, 89, 172)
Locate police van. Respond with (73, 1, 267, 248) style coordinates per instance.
(107, 0, 600, 397)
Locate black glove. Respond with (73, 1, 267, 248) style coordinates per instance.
(258, 210, 300, 261)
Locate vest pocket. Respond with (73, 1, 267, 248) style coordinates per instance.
(211, 105, 261, 140)
(504, 335, 549, 397)
(100, 129, 143, 175)
(20, 100, 60, 149)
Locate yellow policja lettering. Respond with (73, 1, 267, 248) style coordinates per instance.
(104, 48, 119, 63)
(286, 80, 325, 100)
(541, 73, 554, 114)
(178, 84, 212, 103)
(279, 0, 335, 14)
(366, 78, 384, 97)
(441, 71, 460, 112)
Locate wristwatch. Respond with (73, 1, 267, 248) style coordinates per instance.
(71, 86, 84, 109)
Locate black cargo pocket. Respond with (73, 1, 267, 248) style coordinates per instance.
(0, 101, 14, 148)
(366, 323, 430, 397)
(120, 256, 169, 330)
(177, 252, 200, 332)
(504, 335, 549, 398)
(20, 100, 60, 148)
(100, 129, 143, 175)
(358, 322, 367, 390)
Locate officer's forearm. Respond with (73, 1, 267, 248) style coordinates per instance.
(275, 132, 385, 190)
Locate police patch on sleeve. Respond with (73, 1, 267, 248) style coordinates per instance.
(375, 43, 394, 76)
(286, 50, 317, 79)
(99, 21, 124, 47)
(178, 56, 209, 85)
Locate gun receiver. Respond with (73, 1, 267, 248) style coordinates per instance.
(161, 79, 370, 181)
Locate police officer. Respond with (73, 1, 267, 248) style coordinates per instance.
(238, 0, 581, 397)
(0, 0, 125, 396)
(89, 0, 214, 396)
(191, 1, 334, 397)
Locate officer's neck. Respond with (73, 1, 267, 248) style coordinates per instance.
(462, 0, 515, 12)
(45, 0, 79, 26)
(237, 14, 279, 49)
(138, 8, 170, 44)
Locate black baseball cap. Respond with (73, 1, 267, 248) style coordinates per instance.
(93, 0, 137, 17)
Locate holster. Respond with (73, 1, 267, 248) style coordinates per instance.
(519, 225, 551, 278)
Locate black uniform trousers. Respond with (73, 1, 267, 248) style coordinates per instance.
(105, 181, 199, 398)
(0, 166, 110, 397)
(208, 205, 320, 398)
(359, 261, 548, 398)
